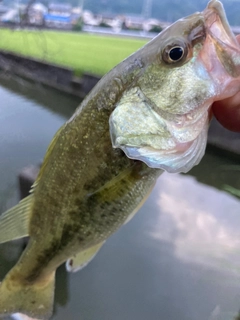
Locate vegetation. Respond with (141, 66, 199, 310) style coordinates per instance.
(72, 17, 84, 32)
(149, 25, 163, 33)
(0, 29, 147, 76)
(99, 22, 111, 28)
(224, 185, 240, 199)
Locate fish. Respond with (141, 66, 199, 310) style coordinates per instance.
(0, 1, 240, 319)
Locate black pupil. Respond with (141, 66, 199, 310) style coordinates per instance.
(169, 47, 184, 61)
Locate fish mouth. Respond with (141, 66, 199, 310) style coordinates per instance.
(204, 0, 237, 47)
(200, 0, 240, 101)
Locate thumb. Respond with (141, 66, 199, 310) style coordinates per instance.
(211, 34, 240, 132)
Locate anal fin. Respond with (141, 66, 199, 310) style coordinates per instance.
(66, 241, 105, 273)
(0, 195, 33, 244)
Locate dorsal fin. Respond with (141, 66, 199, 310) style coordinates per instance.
(0, 195, 33, 244)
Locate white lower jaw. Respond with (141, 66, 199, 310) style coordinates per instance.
(167, 103, 210, 144)
(121, 118, 209, 174)
(110, 106, 210, 174)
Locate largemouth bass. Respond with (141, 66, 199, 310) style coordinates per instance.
(0, 1, 240, 319)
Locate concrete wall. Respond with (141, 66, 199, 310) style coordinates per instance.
(0, 50, 101, 98)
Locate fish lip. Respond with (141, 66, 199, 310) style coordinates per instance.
(204, 0, 237, 46)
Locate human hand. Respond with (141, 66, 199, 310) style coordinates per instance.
(212, 34, 240, 133)
(212, 91, 240, 132)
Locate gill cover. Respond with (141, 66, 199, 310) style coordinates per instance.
(109, 87, 209, 174)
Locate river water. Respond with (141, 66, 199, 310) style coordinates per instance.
(0, 74, 239, 320)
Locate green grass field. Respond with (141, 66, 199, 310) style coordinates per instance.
(0, 28, 148, 76)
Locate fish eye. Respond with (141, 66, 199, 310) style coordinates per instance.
(162, 42, 188, 64)
(169, 47, 184, 61)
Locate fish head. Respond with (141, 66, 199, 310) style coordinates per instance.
(109, 0, 240, 173)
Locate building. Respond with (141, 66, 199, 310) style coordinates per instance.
(96, 13, 122, 29)
(44, 3, 72, 29)
(0, 4, 8, 17)
(48, 3, 72, 16)
(143, 18, 163, 32)
(123, 15, 145, 30)
(82, 10, 101, 27)
(1, 9, 19, 23)
(28, 3, 47, 26)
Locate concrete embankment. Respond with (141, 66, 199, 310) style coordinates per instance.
(0, 50, 100, 99)
(0, 50, 239, 157)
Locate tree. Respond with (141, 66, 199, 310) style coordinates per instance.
(20, 0, 36, 26)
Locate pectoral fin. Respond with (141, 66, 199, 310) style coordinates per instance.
(66, 241, 105, 273)
(0, 195, 33, 244)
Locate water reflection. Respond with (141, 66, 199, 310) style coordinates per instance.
(0, 73, 79, 119)
(189, 146, 240, 197)
(149, 173, 240, 274)
(0, 74, 78, 208)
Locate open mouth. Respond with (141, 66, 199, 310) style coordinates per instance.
(204, 0, 238, 47)
(200, 0, 240, 83)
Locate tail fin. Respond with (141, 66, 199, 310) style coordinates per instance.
(0, 271, 55, 320)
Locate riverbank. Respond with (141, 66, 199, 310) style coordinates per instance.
(0, 50, 100, 98)
(0, 28, 146, 76)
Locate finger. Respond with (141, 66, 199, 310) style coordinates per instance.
(236, 34, 240, 43)
(212, 34, 240, 132)
(212, 92, 240, 132)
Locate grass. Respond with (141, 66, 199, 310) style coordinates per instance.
(0, 28, 148, 76)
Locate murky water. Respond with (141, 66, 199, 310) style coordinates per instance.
(0, 75, 239, 320)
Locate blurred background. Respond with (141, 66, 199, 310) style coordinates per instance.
(0, 1, 239, 320)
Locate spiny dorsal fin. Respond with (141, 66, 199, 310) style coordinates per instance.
(0, 195, 33, 244)
(66, 241, 105, 273)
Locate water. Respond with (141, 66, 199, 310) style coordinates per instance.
(0, 74, 239, 320)
(0, 74, 79, 209)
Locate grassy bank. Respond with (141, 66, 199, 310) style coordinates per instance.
(0, 28, 148, 76)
